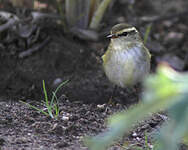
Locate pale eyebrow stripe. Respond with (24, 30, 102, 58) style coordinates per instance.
(121, 27, 137, 33)
(117, 28, 137, 37)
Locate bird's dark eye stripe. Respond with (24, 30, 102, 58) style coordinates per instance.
(129, 30, 137, 34)
(118, 32, 128, 36)
(118, 30, 136, 37)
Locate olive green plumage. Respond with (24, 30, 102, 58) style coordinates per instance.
(102, 23, 151, 88)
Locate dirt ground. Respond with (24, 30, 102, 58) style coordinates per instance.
(0, 0, 188, 149)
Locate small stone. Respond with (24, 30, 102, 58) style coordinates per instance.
(53, 78, 63, 87)
(61, 116, 69, 121)
(132, 132, 137, 137)
(97, 104, 106, 109)
(148, 143, 153, 149)
(164, 32, 184, 44)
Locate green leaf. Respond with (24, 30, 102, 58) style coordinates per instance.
(85, 64, 188, 150)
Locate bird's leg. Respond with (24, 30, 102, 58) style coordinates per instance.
(108, 85, 117, 104)
(132, 83, 142, 102)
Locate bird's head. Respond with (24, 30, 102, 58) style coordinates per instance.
(107, 23, 141, 42)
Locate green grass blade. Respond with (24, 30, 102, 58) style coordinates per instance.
(20, 100, 49, 117)
(54, 103, 60, 118)
(52, 91, 60, 118)
(52, 92, 59, 115)
(144, 24, 152, 44)
(42, 80, 53, 118)
(51, 80, 69, 105)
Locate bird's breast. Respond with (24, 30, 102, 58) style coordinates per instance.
(103, 43, 150, 87)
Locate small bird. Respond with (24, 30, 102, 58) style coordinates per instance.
(102, 23, 151, 88)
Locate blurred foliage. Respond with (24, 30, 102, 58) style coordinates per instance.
(89, 0, 112, 29)
(65, 0, 113, 29)
(84, 63, 188, 150)
(2, 0, 113, 30)
(8, 0, 34, 8)
(65, 0, 90, 29)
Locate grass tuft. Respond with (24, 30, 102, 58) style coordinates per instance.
(20, 79, 69, 119)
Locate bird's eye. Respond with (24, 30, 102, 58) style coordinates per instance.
(129, 30, 137, 34)
(118, 32, 128, 37)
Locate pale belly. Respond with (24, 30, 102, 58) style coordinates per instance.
(103, 46, 150, 88)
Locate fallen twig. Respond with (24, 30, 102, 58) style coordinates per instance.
(18, 36, 50, 58)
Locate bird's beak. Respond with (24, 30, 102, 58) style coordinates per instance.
(106, 34, 118, 39)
